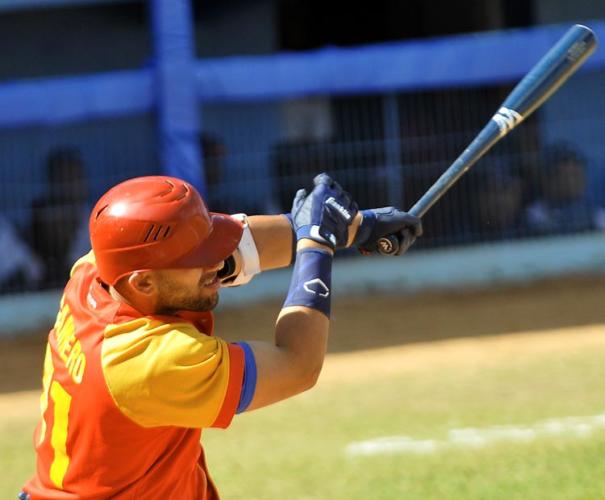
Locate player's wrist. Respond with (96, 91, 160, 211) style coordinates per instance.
(296, 238, 334, 255)
(346, 212, 364, 247)
(352, 210, 376, 247)
(284, 246, 333, 318)
(295, 224, 338, 250)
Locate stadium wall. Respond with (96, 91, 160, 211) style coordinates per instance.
(1, 232, 605, 337)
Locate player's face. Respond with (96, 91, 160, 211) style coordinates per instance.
(153, 262, 224, 314)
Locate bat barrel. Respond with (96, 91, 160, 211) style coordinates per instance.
(378, 24, 597, 255)
(503, 24, 596, 117)
(409, 24, 597, 219)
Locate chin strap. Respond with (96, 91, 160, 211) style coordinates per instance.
(220, 213, 261, 287)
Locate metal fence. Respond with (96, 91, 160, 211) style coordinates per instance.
(201, 78, 605, 247)
(1, 12, 605, 295)
(1, 78, 604, 294)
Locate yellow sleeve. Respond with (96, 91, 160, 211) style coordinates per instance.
(102, 318, 244, 428)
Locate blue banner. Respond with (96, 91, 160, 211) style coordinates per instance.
(0, 21, 602, 128)
(0, 70, 153, 128)
(196, 21, 605, 101)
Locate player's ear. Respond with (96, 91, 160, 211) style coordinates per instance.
(127, 271, 157, 296)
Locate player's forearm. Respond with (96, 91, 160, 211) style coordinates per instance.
(242, 174, 359, 412)
(245, 306, 328, 411)
(275, 305, 329, 389)
(247, 214, 294, 271)
(247, 213, 362, 272)
(244, 239, 332, 411)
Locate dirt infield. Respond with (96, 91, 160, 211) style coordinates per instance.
(2, 274, 605, 394)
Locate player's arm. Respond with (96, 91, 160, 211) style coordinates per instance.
(221, 207, 420, 286)
(246, 214, 297, 271)
(220, 213, 358, 287)
(235, 174, 356, 411)
(244, 241, 331, 410)
(248, 212, 361, 271)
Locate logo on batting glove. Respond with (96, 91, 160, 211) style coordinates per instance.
(325, 197, 352, 221)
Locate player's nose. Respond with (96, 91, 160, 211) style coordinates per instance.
(207, 260, 225, 273)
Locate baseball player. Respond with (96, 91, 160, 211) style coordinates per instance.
(20, 173, 421, 499)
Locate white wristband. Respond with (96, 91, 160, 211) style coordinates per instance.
(222, 213, 261, 287)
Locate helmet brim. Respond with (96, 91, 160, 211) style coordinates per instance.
(169, 213, 243, 270)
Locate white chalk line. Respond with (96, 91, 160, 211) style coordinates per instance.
(346, 413, 605, 457)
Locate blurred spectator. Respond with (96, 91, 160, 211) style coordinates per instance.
(200, 133, 224, 192)
(512, 153, 540, 212)
(280, 97, 333, 142)
(0, 214, 43, 291)
(29, 148, 91, 287)
(200, 132, 266, 215)
(523, 143, 596, 235)
(405, 162, 524, 247)
(271, 137, 388, 213)
(200, 133, 228, 213)
(271, 138, 335, 212)
(471, 167, 524, 240)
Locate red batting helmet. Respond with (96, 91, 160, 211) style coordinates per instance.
(89, 176, 243, 285)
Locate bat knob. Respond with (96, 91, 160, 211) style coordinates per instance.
(377, 234, 399, 255)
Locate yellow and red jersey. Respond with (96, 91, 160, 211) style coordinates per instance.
(22, 252, 251, 499)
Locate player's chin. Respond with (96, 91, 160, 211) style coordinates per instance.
(206, 291, 219, 310)
(198, 289, 220, 311)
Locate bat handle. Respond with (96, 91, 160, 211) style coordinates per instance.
(376, 234, 400, 255)
(376, 229, 417, 256)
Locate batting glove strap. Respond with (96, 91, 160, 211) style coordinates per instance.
(295, 224, 337, 249)
(283, 248, 333, 318)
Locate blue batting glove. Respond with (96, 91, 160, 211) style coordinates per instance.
(291, 173, 358, 250)
(354, 207, 422, 256)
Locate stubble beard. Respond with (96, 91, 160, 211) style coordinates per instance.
(155, 275, 220, 315)
(156, 291, 219, 315)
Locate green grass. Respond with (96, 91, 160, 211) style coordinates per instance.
(1, 419, 37, 498)
(202, 340, 605, 499)
(4, 335, 605, 499)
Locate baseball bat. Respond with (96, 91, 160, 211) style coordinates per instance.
(377, 24, 597, 256)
